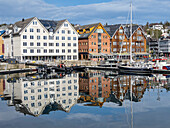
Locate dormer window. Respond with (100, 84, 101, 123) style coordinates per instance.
(15, 28, 18, 32)
(49, 28, 54, 32)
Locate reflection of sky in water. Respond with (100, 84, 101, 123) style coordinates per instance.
(0, 88, 170, 128)
(0, 72, 170, 128)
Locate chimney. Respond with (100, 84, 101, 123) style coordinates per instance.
(22, 18, 25, 22)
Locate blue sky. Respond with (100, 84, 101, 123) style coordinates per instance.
(0, 0, 169, 25)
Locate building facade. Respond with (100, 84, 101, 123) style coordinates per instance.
(3, 17, 78, 61)
(75, 23, 111, 60)
(0, 30, 5, 57)
(159, 39, 170, 57)
(104, 24, 148, 60)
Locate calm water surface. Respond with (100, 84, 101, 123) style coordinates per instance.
(0, 71, 170, 128)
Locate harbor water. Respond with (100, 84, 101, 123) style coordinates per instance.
(0, 71, 170, 128)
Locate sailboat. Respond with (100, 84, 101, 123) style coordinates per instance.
(118, 1, 153, 75)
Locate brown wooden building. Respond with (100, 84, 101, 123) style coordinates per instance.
(75, 23, 111, 60)
(104, 24, 148, 60)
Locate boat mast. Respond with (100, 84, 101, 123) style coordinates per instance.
(130, 0, 133, 64)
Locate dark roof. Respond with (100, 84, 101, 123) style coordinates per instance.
(14, 17, 35, 35)
(104, 24, 121, 37)
(124, 25, 140, 38)
(0, 30, 5, 36)
(75, 23, 100, 39)
(39, 19, 66, 33)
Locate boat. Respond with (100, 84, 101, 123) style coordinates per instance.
(152, 57, 170, 70)
(118, 1, 152, 75)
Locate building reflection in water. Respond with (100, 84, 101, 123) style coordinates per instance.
(1, 71, 170, 117)
(3, 73, 79, 117)
(79, 72, 149, 107)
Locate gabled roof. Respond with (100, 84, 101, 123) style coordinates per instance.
(124, 25, 139, 38)
(13, 17, 35, 35)
(104, 24, 122, 37)
(39, 19, 67, 33)
(75, 23, 100, 39)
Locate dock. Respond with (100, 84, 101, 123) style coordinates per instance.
(0, 68, 37, 75)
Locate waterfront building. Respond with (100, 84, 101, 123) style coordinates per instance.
(75, 23, 111, 60)
(159, 38, 170, 57)
(149, 38, 159, 58)
(104, 24, 148, 60)
(0, 30, 5, 57)
(0, 79, 5, 97)
(3, 17, 78, 61)
(3, 73, 79, 116)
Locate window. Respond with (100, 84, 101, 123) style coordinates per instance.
(73, 49, 77, 53)
(30, 49, 34, 53)
(73, 55, 77, 60)
(37, 49, 41, 53)
(56, 49, 59, 53)
(73, 37, 76, 40)
(62, 30, 65, 34)
(62, 87, 66, 91)
(73, 43, 77, 46)
(49, 36, 54, 40)
(62, 36, 65, 40)
(23, 35, 27, 39)
(62, 49, 65, 53)
(25, 29, 27, 32)
(141, 48, 144, 52)
(37, 42, 40, 46)
(56, 43, 59, 46)
(30, 28, 34, 32)
(64, 23, 68, 27)
(68, 43, 71, 46)
(68, 49, 71, 53)
(115, 35, 117, 39)
(68, 30, 71, 34)
(113, 48, 117, 52)
(44, 43, 47, 46)
(37, 36, 40, 40)
(68, 86, 71, 90)
(137, 36, 142, 41)
(37, 29, 40, 33)
(43, 36, 47, 40)
(141, 42, 144, 46)
(119, 29, 123, 33)
(23, 42, 27, 46)
(56, 36, 59, 40)
(137, 30, 141, 34)
(44, 49, 47, 53)
(49, 49, 54, 53)
(62, 43, 65, 46)
(30, 42, 34, 46)
(49, 43, 54, 46)
(30, 35, 34, 39)
(68, 37, 71, 40)
(73, 31, 75, 34)
(23, 49, 27, 53)
(24, 96, 28, 100)
(113, 42, 117, 45)
(67, 56, 71, 60)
